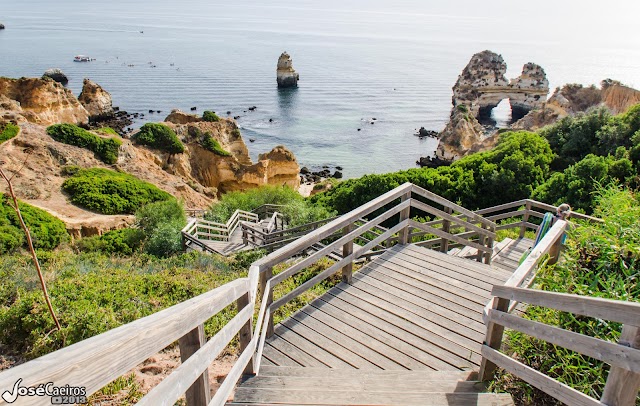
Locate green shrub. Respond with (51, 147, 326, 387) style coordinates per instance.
(0, 193, 69, 252)
(0, 122, 20, 143)
(136, 199, 186, 234)
(62, 168, 172, 215)
(201, 133, 231, 156)
(144, 220, 185, 258)
(133, 123, 184, 154)
(202, 111, 221, 122)
(492, 186, 640, 404)
(46, 124, 121, 164)
(97, 127, 118, 136)
(75, 228, 145, 256)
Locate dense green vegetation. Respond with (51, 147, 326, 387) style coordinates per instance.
(0, 193, 69, 253)
(47, 124, 121, 164)
(202, 110, 221, 122)
(201, 133, 231, 156)
(62, 168, 172, 215)
(133, 123, 185, 154)
(96, 127, 118, 136)
(312, 131, 554, 213)
(0, 122, 20, 143)
(206, 184, 335, 227)
(493, 187, 640, 405)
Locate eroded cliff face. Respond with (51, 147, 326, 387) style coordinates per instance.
(436, 50, 549, 160)
(0, 77, 89, 125)
(78, 78, 114, 119)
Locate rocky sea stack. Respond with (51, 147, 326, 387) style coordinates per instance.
(0, 23, 5, 30)
(78, 78, 114, 120)
(276, 52, 299, 88)
(42, 68, 69, 85)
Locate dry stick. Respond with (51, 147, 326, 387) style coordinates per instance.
(0, 167, 61, 330)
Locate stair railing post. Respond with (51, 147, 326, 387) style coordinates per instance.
(601, 324, 640, 406)
(440, 207, 452, 253)
(398, 192, 411, 245)
(479, 297, 510, 381)
(520, 201, 532, 238)
(259, 266, 275, 338)
(477, 223, 487, 262)
(178, 324, 211, 406)
(548, 230, 564, 265)
(341, 223, 354, 284)
(237, 291, 255, 375)
(485, 224, 494, 265)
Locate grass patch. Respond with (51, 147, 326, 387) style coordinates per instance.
(201, 133, 231, 156)
(202, 111, 221, 122)
(47, 124, 121, 164)
(0, 122, 20, 143)
(96, 127, 118, 136)
(62, 168, 172, 215)
(133, 123, 184, 154)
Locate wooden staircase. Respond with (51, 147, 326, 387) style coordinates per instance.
(228, 366, 514, 405)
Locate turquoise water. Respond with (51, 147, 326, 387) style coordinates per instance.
(1, 0, 639, 177)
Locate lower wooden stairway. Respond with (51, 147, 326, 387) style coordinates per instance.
(228, 366, 513, 405)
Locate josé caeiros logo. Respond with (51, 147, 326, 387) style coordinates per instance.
(2, 379, 87, 404)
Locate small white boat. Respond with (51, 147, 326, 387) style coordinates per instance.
(74, 55, 92, 62)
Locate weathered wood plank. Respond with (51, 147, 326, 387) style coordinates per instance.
(263, 337, 326, 368)
(256, 365, 475, 379)
(272, 325, 352, 369)
(353, 272, 485, 336)
(491, 286, 640, 326)
(481, 346, 604, 406)
(178, 325, 211, 406)
(601, 324, 640, 406)
(261, 344, 304, 367)
(321, 290, 476, 369)
(234, 387, 514, 406)
(408, 219, 492, 254)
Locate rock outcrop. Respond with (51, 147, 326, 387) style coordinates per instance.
(513, 80, 640, 131)
(0, 77, 89, 125)
(0, 23, 4, 30)
(164, 109, 200, 125)
(436, 51, 549, 161)
(42, 69, 69, 85)
(78, 78, 114, 120)
(276, 52, 299, 88)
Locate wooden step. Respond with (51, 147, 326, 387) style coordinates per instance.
(229, 367, 514, 405)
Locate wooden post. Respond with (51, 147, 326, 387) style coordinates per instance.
(520, 201, 532, 238)
(398, 192, 411, 245)
(236, 291, 255, 375)
(478, 297, 510, 381)
(181, 232, 186, 251)
(601, 324, 640, 406)
(242, 226, 248, 245)
(178, 324, 211, 406)
(259, 267, 275, 338)
(341, 223, 354, 284)
(440, 207, 451, 253)
(485, 225, 494, 265)
(548, 232, 563, 265)
(477, 223, 487, 262)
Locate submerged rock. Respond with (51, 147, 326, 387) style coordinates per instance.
(42, 68, 69, 85)
(276, 52, 300, 88)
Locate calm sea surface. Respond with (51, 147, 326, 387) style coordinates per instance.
(2, 0, 640, 178)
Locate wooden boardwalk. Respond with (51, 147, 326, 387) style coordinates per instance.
(260, 243, 521, 371)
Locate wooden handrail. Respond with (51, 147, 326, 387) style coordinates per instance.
(480, 287, 640, 406)
(0, 279, 250, 405)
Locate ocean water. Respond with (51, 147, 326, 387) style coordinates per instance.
(1, 0, 640, 178)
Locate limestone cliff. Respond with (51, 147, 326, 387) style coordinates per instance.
(78, 78, 114, 120)
(0, 77, 89, 125)
(276, 52, 300, 88)
(436, 50, 549, 161)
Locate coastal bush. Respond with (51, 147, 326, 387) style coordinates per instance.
(532, 153, 636, 214)
(202, 111, 221, 122)
(62, 168, 172, 215)
(492, 187, 640, 404)
(206, 185, 335, 227)
(540, 104, 640, 170)
(201, 133, 231, 156)
(74, 228, 145, 256)
(133, 123, 185, 154)
(46, 124, 121, 164)
(97, 127, 118, 136)
(312, 131, 554, 214)
(135, 200, 186, 257)
(0, 122, 20, 143)
(0, 193, 69, 252)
